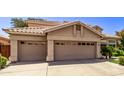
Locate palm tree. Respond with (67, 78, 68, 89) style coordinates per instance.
(116, 30, 124, 47)
(11, 18, 28, 27)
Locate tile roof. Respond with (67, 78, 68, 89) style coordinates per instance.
(102, 34, 121, 39)
(0, 35, 10, 45)
(2, 22, 73, 35)
(2, 27, 45, 35)
(2, 21, 104, 37)
(0, 35, 9, 40)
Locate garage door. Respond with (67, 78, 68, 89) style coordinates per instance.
(55, 41, 96, 60)
(19, 41, 46, 61)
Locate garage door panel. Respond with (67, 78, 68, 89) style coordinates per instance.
(19, 41, 46, 61)
(55, 41, 96, 60)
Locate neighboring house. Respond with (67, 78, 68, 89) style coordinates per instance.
(91, 25, 120, 47)
(2, 20, 120, 62)
(101, 34, 120, 47)
(0, 36, 10, 58)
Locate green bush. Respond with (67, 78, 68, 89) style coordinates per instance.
(117, 50, 124, 56)
(0, 56, 8, 69)
(119, 56, 124, 65)
(112, 48, 124, 56)
(112, 52, 118, 56)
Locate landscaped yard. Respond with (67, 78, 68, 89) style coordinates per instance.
(101, 45, 124, 66)
(110, 56, 124, 65)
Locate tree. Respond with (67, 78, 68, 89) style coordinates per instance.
(107, 46, 114, 58)
(11, 18, 28, 27)
(101, 46, 114, 59)
(116, 30, 124, 47)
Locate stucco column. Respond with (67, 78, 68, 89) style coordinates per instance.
(10, 40, 18, 62)
(46, 40, 54, 61)
(96, 42, 101, 58)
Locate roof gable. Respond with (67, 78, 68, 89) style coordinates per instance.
(44, 21, 103, 37)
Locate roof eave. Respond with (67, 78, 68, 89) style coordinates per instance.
(2, 28, 45, 36)
(104, 37, 121, 39)
(8, 32, 44, 36)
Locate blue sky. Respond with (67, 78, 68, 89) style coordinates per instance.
(1, 17, 124, 37)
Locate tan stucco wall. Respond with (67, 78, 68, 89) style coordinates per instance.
(96, 42, 101, 58)
(46, 40, 54, 61)
(47, 25, 101, 42)
(10, 40, 18, 62)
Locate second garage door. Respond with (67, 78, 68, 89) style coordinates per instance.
(19, 41, 46, 61)
(55, 41, 96, 60)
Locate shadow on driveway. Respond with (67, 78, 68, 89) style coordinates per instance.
(10, 61, 46, 66)
(48, 59, 110, 66)
(10, 58, 112, 66)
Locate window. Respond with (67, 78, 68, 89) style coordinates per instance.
(109, 45, 115, 47)
(61, 43, 65, 45)
(55, 42, 60, 45)
(109, 40, 115, 43)
(78, 42, 81, 45)
(82, 43, 85, 45)
(87, 43, 90, 45)
(91, 43, 94, 45)
(20, 41, 25, 44)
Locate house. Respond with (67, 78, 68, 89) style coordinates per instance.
(0, 36, 10, 58)
(101, 34, 120, 47)
(2, 19, 120, 62)
(91, 25, 120, 47)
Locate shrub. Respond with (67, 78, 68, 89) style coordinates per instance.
(0, 56, 8, 69)
(112, 52, 118, 56)
(112, 48, 124, 56)
(117, 50, 124, 56)
(119, 56, 124, 65)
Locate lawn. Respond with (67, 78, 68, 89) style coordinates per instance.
(110, 58, 119, 64)
(109, 56, 124, 66)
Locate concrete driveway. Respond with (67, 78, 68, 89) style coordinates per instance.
(0, 62, 48, 76)
(47, 59, 124, 76)
(1, 59, 124, 76)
